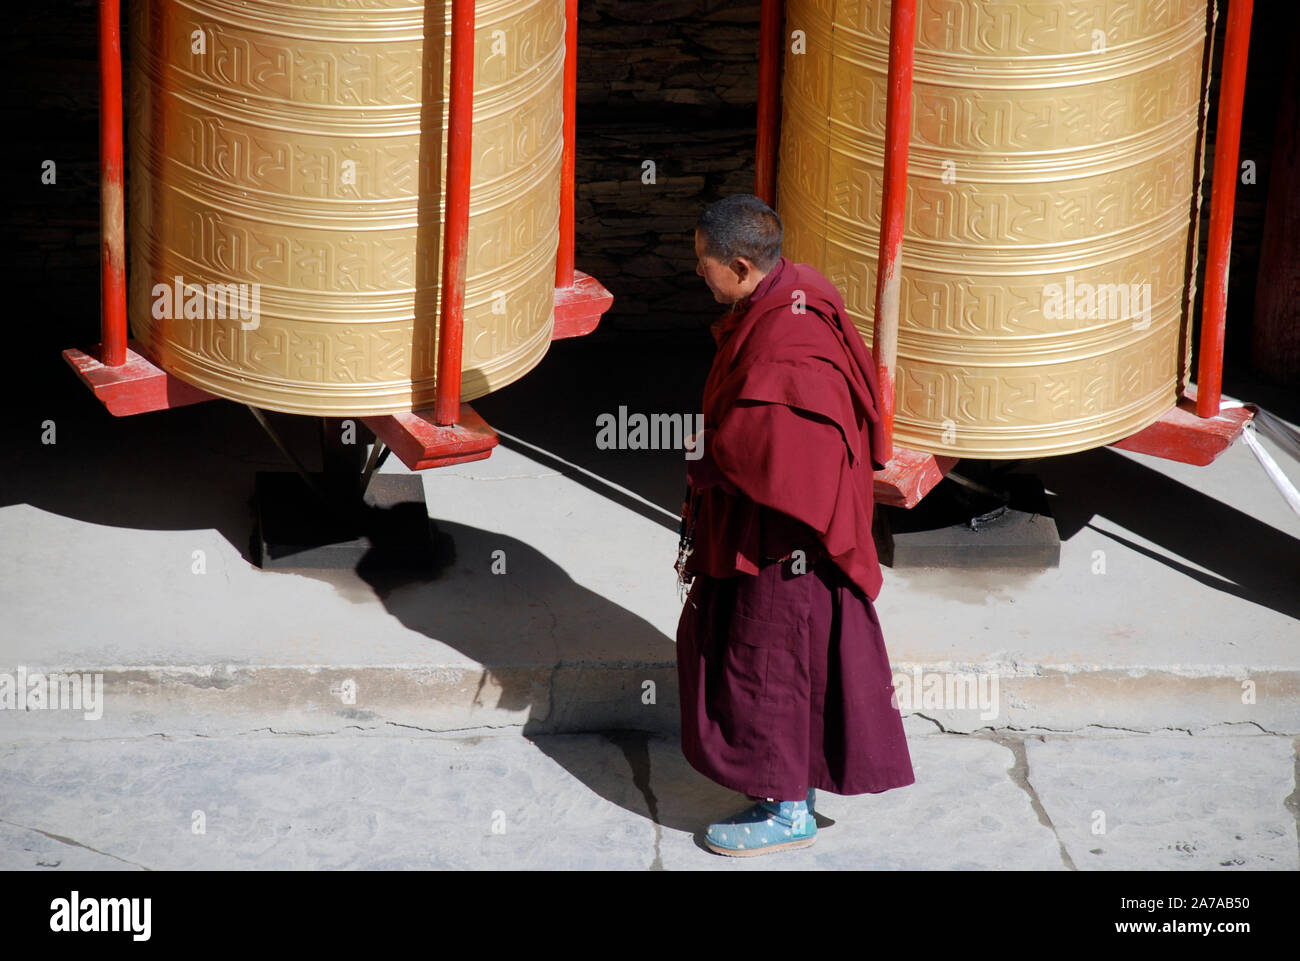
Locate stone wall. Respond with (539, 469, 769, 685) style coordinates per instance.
(573, 2, 761, 335)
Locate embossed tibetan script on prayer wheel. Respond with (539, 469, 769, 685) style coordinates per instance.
(127, 0, 564, 416)
(778, 0, 1215, 457)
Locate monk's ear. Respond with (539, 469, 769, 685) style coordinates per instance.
(730, 257, 751, 281)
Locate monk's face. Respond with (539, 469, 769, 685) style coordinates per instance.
(694, 230, 763, 305)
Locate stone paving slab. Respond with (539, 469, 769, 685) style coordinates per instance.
(1025, 735, 1298, 871)
(1, 729, 1293, 871)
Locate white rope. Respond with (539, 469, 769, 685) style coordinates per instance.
(1219, 398, 1300, 519)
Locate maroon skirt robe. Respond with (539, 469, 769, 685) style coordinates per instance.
(677, 550, 914, 799)
(675, 256, 915, 800)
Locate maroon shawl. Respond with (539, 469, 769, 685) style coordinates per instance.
(683, 256, 890, 600)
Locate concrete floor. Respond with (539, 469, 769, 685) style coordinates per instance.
(1, 726, 1295, 870)
(2, 336, 1298, 868)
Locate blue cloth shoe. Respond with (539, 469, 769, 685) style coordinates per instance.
(705, 797, 816, 856)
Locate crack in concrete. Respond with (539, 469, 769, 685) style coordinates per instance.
(912, 713, 952, 733)
(981, 734, 1077, 871)
(603, 731, 664, 871)
(1286, 736, 1300, 867)
(384, 720, 524, 735)
(910, 717, 1290, 737)
(538, 595, 563, 708)
(0, 816, 151, 871)
(999, 723, 1196, 736)
(542, 662, 560, 730)
(236, 725, 379, 737)
(471, 671, 491, 711)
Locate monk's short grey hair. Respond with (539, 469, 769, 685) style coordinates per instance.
(696, 194, 782, 272)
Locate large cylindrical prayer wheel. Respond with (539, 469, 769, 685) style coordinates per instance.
(127, 0, 565, 416)
(778, 0, 1214, 457)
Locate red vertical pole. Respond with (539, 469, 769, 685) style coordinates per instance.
(99, 0, 127, 368)
(556, 0, 577, 288)
(434, 0, 476, 427)
(871, 0, 916, 460)
(1196, 0, 1254, 418)
(754, 0, 781, 206)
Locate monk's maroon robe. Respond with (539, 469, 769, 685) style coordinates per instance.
(675, 255, 915, 800)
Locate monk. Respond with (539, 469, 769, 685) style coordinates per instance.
(674, 193, 915, 856)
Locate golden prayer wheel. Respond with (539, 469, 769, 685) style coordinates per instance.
(778, 0, 1214, 457)
(126, 0, 565, 416)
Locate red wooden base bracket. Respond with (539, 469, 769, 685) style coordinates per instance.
(874, 448, 959, 509)
(62, 340, 218, 417)
(362, 403, 499, 471)
(553, 270, 614, 340)
(1109, 385, 1254, 467)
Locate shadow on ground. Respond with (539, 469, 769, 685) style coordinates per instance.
(1033, 446, 1300, 621)
(6, 336, 1298, 842)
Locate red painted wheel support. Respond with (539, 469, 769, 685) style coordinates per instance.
(556, 0, 578, 287)
(98, 0, 126, 368)
(754, 0, 782, 206)
(1196, 0, 1254, 418)
(870, 0, 916, 461)
(434, 0, 476, 427)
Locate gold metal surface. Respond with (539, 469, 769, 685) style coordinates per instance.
(127, 0, 565, 416)
(778, 0, 1214, 457)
